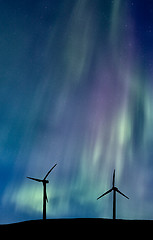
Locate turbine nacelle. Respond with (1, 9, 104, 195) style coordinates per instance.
(43, 179, 49, 184)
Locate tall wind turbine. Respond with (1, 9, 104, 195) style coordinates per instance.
(27, 163, 57, 220)
(97, 169, 129, 220)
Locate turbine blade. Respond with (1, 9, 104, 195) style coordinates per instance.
(46, 192, 48, 203)
(116, 189, 129, 199)
(44, 163, 57, 180)
(113, 169, 115, 187)
(27, 177, 42, 182)
(97, 188, 112, 200)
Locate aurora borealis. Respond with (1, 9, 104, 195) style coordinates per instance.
(1, 0, 153, 223)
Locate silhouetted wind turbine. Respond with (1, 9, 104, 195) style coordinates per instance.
(97, 169, 129, 220)
(27, 163, 57, 220)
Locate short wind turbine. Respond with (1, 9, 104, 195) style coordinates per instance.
(27, 163, 57, 220)
(97, 169, 129, 220)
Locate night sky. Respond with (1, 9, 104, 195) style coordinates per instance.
(0, 0, 153, 223)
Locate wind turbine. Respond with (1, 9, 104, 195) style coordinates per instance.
(27, 163, 57, 220)
(97, 169, 129, 220)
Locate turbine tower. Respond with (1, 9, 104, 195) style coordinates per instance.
(97, 169, 129, 220)
(27, 163, 57, 220)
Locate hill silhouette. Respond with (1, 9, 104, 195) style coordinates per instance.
(0, 218, 153, 238)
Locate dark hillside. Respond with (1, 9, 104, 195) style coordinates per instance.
(0, 218, 152, 238)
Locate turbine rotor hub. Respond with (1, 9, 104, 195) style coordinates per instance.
(43, 180, 49, 184)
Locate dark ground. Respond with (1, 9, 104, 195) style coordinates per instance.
(0, 218, 152, 238)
